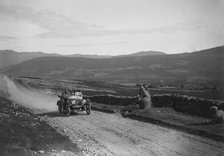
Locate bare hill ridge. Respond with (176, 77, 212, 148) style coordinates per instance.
(0, 50, 59, 69)
(126, 51, 166, 56)
(0, 50, 165, 70)
(1, 46, 224, 82)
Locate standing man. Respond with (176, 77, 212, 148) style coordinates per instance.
(138, 84, 152, 109)
(121, 84, 152, 115)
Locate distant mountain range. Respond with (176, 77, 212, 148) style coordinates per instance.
(1, 46, 223, 83)
(125, 51, 166, 56)
(0, 50, 59, 69)
(68, 54, 112, 58)
(0, 50, 165, 70)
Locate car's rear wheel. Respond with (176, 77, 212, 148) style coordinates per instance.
(57, 101, 63, 113)
(86, 104, 91, 115)
(65, 104, 71, 117)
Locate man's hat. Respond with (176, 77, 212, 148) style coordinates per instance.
(143, 84, 148, 87)
(136, 83, 143, 87)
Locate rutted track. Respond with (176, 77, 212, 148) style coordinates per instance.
(41, 110, 224, 156)
(2, 76, 224, 155)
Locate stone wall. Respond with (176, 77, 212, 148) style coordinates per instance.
(88, 94, 137, 106)
(88, 94, 224, 118)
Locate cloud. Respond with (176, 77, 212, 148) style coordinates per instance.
(0, 5, 85, 29)
(118, 21, 208, 34)
(59, 41, 129, 47)
(0, 1, 105, 38)
(0, 0, 222, 39)
(0, 2, 131, 39)
(34, 21, 209, 39)
(0, 35, 18, 41)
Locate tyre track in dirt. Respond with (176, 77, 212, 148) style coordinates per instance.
(41, 110, 224, 156)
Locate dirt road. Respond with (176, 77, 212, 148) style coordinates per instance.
(41, 110, 224, 156)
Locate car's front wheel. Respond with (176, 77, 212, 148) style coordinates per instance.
(57, 101, 63, 113)
(65, 104, 71, 117)
(85, 104, 91, 115)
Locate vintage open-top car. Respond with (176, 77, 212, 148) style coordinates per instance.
(57, 90, 91, 116)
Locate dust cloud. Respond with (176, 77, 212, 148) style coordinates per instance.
(0, 74, 57, 112)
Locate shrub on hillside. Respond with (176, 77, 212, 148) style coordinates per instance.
(210, 106, 224, 122)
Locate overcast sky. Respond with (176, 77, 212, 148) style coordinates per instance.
(0, 0, 224, 55)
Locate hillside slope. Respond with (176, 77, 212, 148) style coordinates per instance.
(0, 96, 83, 156)
(0, 50, 59, 69)
(125, 51, 166, 56)
(0, 50, 166, 70)
(1, 46, 224, 82)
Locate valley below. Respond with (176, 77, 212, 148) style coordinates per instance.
(0, 76, 224, 156)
